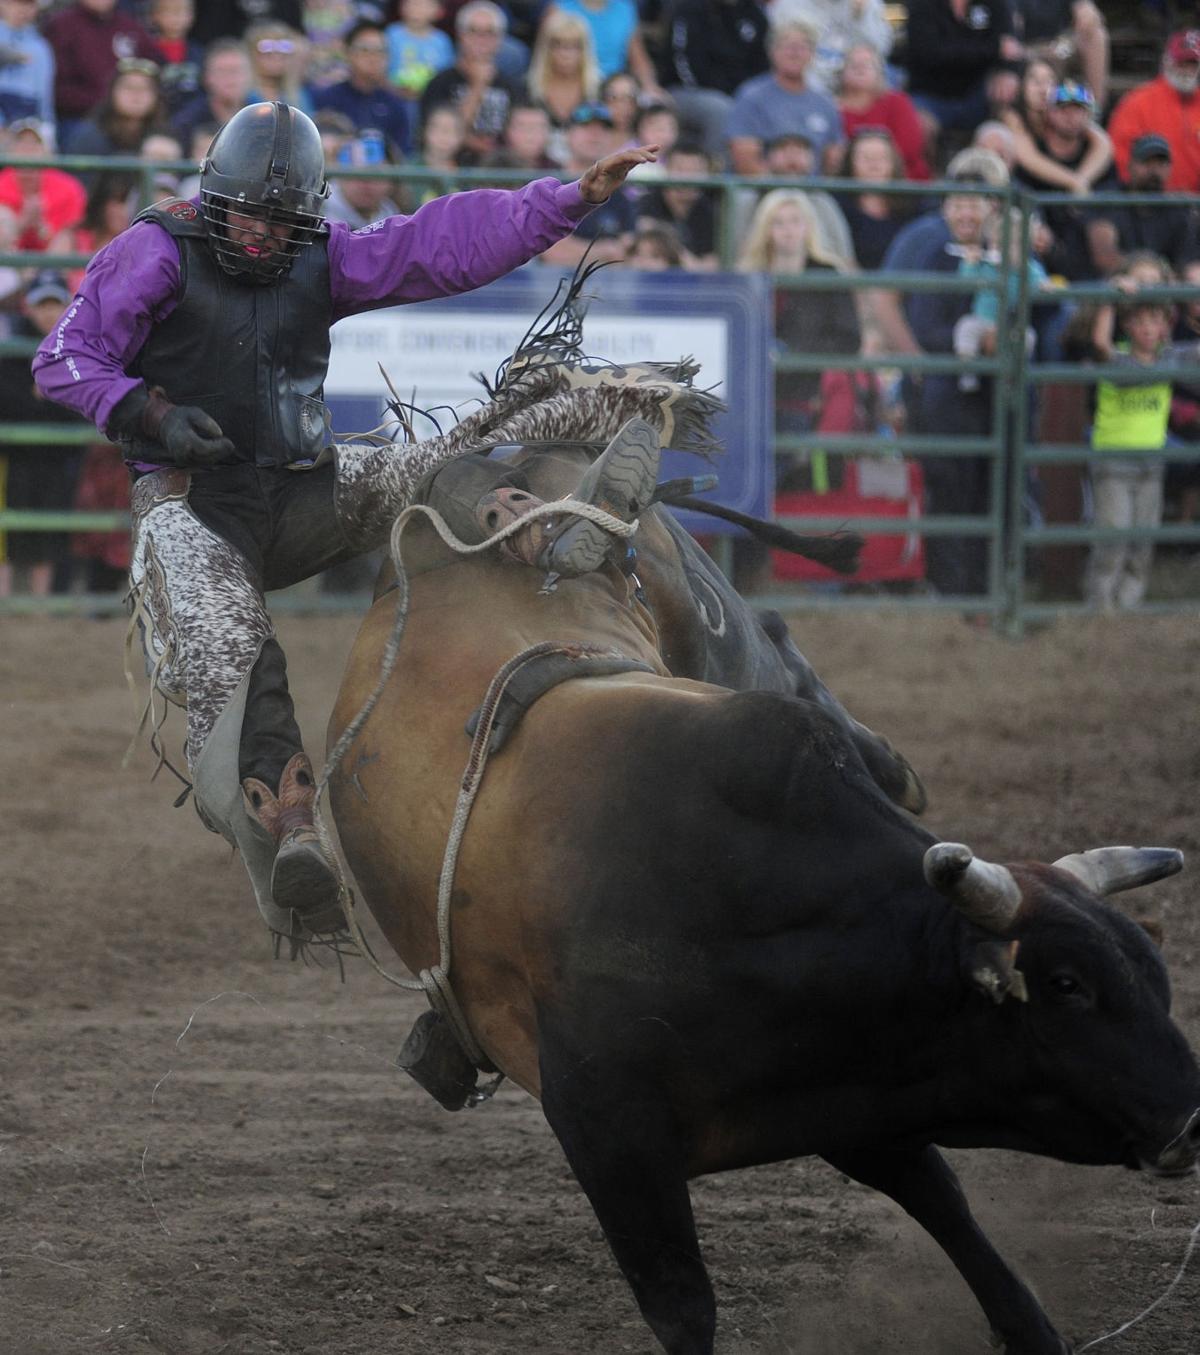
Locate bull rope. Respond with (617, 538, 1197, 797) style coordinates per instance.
(314, 495, 640, 1071)
(1076, 1211, 1200, 1350)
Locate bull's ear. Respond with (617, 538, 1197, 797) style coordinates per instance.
(969, 939, 1029, 1006)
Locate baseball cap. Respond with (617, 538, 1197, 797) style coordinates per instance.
(336, 128, 387, 167)
(1166, 29, 1200, 64)
(1131, 133, 1172, 162)
(1051, 80, 1094, 108)
(945, 146, 1010, 188)
(569, 101, 614, 128)
(766, 131, 814, 151)
(25, 270, 71, 306)
(6, 116, 49, 142)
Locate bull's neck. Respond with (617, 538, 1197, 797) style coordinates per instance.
(827, 891, 1015, 1137)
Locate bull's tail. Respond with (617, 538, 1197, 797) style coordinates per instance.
(670, 494, 863, 576)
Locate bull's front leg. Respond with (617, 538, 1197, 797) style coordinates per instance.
(539, 1025, 716, 1355)
(823, 1145, 1071, 1355)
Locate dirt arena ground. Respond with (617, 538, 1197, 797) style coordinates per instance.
(3, 608, 1198, 1355)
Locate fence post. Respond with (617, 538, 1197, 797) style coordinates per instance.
(1003, 193, 1037, 637)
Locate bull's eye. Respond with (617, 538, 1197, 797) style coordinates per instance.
(1048, 972, 1082, 996)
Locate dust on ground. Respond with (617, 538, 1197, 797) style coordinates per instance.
(2, 610, 1198, 1355)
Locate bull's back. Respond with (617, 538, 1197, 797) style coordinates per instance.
(328, 535, 720, 1091)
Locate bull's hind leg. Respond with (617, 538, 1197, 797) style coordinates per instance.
(539, 1029, 716, 1355)
(823, 1145, 1070, 1355)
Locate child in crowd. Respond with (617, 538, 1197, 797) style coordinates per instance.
(625, 224, 684, 270)
(635, 142, 718, 270)
(386, 0, 454, 100)
(140, 131, 185, 197)
(0, 271, 86, 597)
(622, 97, 677, 181)
(148, 0, 202, 113)
(415, 104, 464, 201)
(953, 207, 1053, 392)
(1085, 291, 1200, 610)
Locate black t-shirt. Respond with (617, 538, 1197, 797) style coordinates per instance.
(841, 201, 908, 272)
(419, 67, 526, 141)
(189, 0, 304, 44)
(574, 187, 637, 241)
(1091, 189, 1200, 273)
(774, 262, 861, 407)
(1016, 134, 1117, 281)
(1012, 0, 1074, 43)
(666, 0, 769, 97)
(0, 317, 86, 542)
(903, 0, 1016, 100)
(637, 188, 717, 256)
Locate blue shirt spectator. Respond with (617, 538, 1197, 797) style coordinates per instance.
(0, 1, 54, 127)
(386, 0, 455, 99)
(874, 147, 1014, 598)
(727, 19, 844, 176)
(551, 0, 637, 81)
(313, 19, 412, 156)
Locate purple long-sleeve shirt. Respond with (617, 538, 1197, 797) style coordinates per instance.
(33, 178, 592, 437)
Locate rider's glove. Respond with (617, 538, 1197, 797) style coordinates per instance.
(156, 404, 235, 466)
(107, 384, 235, 468)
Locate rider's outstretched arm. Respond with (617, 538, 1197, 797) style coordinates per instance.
(328, 146, 659, 321)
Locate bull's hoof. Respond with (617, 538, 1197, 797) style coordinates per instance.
(397, 1010, 480, 1111)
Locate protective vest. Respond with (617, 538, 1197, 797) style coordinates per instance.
(127, 198, 333, 467)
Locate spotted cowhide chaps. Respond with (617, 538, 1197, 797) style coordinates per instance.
(128, 359, 717, 794)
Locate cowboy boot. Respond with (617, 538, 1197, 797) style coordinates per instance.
(537, 417, 662, 580)
(242, 752, 347, 935)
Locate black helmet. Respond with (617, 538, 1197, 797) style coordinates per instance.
(199, 101, 329, 283)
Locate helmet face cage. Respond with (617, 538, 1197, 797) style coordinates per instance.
(199, 102, 329, 284)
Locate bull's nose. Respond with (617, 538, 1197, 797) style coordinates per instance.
(1154, 1108, 1200, 1175)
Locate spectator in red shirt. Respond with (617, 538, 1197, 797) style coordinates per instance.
(0, 119, 86, 256)
(835, 42, 930, 181)
(44, 0, 160, 138)
(1108, 30, 1200, 193)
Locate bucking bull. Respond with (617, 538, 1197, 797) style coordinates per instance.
(324, 301, 1199, 1355)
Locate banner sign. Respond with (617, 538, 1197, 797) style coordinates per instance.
(326, 268, 773, 531)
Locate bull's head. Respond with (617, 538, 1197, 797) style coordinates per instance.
(923, 842, 1184, 1002)
(923, 841, 1200, 1176)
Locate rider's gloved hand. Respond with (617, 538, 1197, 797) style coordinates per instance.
(156, 404, 235, 466)
(107, 383, 235, 467)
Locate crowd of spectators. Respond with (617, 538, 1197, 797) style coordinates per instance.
(1, 1, 1199, 607)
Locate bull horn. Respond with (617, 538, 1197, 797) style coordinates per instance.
(924, 842, 1022, 933)
(1051, 847, 1184, 897)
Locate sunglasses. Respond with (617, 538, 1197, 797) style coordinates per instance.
(570, 105, 613, 126)
(116, 58, 160, 77)
(256, 39, 296, 54)
(1052, 81, 1094, 107)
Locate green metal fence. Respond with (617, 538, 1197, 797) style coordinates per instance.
(1, 154, 1198, 630)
